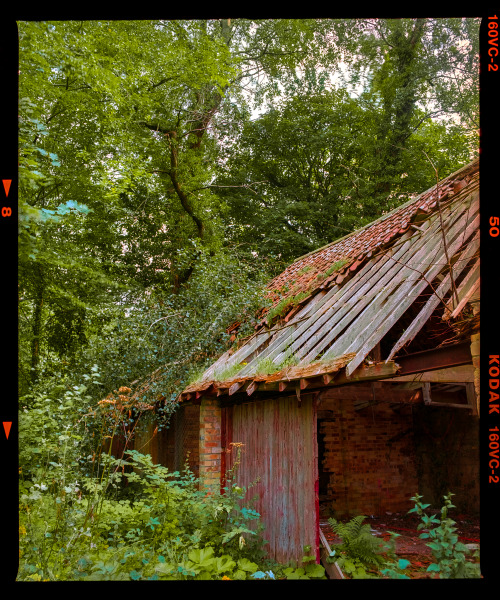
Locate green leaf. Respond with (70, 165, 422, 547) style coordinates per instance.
(187, 546, 215, 568)
(214, 555, 236, 574)
(454, 542, 468, 552)
(237, 558, 259, 573)
(304, 563, 326, 578)
(428, 542, 444, 552)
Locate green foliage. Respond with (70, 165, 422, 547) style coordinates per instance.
(18, 17, 478, 401)
(379, 531, 412, 579)
(214, 362, 245, 382)
(279, 546, 326, 579)
(253, 348, 299, 377)
(325, 259, 349, 276)
(380, 556, 412, 580)
(18, 385, 269, 581)
(216, 19, 478, 264)
(409, 492, 481, 578)
(266, 291, 310, 326)
(328, 515, 385, 568)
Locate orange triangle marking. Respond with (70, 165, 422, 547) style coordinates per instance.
(3, 422, 12, 440)
(2, 180, 12, 197)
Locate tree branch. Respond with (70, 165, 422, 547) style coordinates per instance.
(165, 131, 205, 240)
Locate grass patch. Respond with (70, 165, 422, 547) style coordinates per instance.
(266, 291, 310, 326)
(214, 362, 245, 382)
(254, 351, 299, 376)
(296, 265, 314, 275)
(325, 258, 349, 276)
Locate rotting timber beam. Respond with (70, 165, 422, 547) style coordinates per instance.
(386, 364, 475, 384)
(244, 361, 399, 394)
(179, 361, 400, 404)
(394, 342, 471, 376)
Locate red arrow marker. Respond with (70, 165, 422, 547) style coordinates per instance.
(3, 422, 12, 440)
(2, 180, 11, 197)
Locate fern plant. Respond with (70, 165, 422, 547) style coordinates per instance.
(328, 515, 385, 568)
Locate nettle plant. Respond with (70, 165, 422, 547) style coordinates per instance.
(409, 492, 480, 578)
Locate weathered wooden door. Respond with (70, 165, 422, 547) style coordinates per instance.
(223, 394, 319, 565)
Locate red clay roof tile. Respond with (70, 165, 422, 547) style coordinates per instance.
(263, 159, 478, 322)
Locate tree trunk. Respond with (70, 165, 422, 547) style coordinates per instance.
(372, 19, 426, 210)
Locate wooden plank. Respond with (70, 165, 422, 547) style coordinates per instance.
(290, 219, 449, 365)
(327, 361, 399, 386)
(246, 381, 259, 396)
(235, 288, 339, 378)
(207, 196, 476, 387)
(271, 223, 431, 367)
(233, 362, 399, 394)
(447, 278, 480, 320)
(203, 294, 324, 381)
(320, 200, 469, 367)
(300, 378, 311, 390)
(395, 342, 471, 375)
(313, 199, 469, 366)
(387, 232, 480, 360)
(227, 396, 318, 564)
(202, 331, 271, 381)
(229, 381, 245, 396)
(442, 258, 480, 319)
(385, 364, 475, 383)
(240, 284, 347, 375)
(319, 528, 344, 579)
(296, 240, 424, 364)
(342, 203, 479, 375)
(323, 373, 335, 385)
(422, 382, 432, 405)
(245, 226, 424, 373)
(466, 382, 479, 416)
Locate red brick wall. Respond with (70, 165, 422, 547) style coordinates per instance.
(318, 385, 479, 518)
(412, 405, 479, 514)
(182, 404, 200, 477)
(318, 388, 418, 518)
(199, 398, 222, 490)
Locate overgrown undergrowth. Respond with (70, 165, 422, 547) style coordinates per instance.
(18, 368, 480, 581)
(18, 369, 324, 581)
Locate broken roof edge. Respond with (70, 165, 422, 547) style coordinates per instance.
(284, 157, 479, 268)
(178, 355, 401, 403)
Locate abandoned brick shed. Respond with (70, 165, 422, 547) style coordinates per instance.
(131, 158, 480, 565)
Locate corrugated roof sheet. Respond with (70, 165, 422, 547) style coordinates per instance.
(180, 158, 479, 401)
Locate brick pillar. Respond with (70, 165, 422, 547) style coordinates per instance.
(199, 398, 222, 491)
(470, 331, 480, 415)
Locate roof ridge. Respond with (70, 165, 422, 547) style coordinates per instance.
(286, 157, 479, 267)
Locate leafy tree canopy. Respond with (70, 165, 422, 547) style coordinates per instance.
(18, 17, 478, 402)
